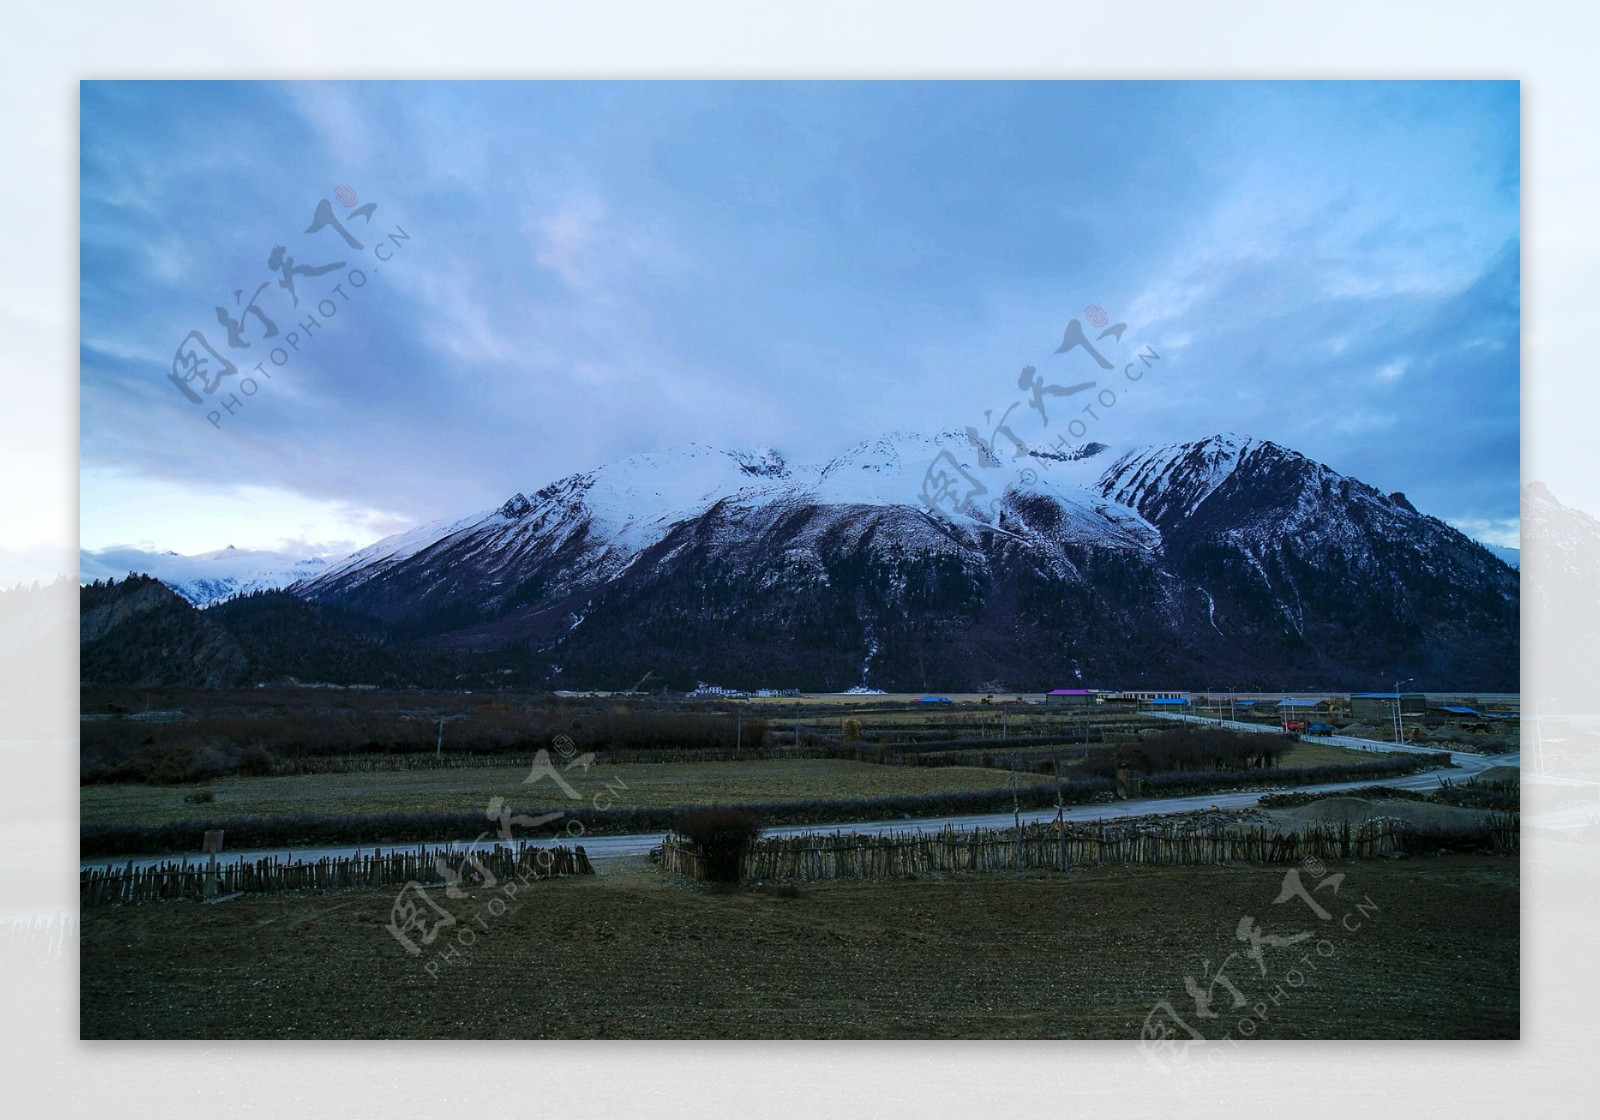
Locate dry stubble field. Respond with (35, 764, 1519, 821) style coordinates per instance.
(80, 854, 1517, 1040)
(78, 757, 1056, 826)
(79, 745, 1369, 827)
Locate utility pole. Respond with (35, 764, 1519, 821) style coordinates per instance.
(1392, 677, 1413, 745)
(735, 707, 742, 759)
(435, 716, 446, 760)
(1054, 752, 1067, 872)
(1011, 762, 1022, 871)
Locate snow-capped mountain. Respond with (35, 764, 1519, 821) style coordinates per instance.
(79, 545, 329, 607)
(285, 431, 1517, 691)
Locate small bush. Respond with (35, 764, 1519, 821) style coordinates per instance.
(672, 807, 763, 883)
(237, 744, 277, 777)
(108, 746, 194, 785)
(184, 745, 231, 782)
(1398, 810, 1519, 855)
(183, 790, 216, 804)
(1428, 781, 1519, 812)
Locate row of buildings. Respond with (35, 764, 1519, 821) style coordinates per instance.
(686, 684, 801, 699)
(1044, 689, 1513, 723)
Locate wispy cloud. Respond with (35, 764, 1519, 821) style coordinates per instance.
(1448, 517, 1521, 549)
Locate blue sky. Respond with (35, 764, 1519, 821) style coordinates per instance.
(80, 80, 1520, 556)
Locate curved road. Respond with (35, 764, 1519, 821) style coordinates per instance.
(81, 732, 1514, 873)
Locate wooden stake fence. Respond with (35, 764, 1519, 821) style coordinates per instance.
(663, 818, 1410, 883)
(80, 842, 592, 908)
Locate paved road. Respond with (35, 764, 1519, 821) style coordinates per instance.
(81, 735, 1514, 872)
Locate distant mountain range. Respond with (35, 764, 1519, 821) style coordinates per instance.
(80, 432, 1520, 692)
(79, 545, 328, 606)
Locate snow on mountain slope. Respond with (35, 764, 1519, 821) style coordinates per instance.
(294, 431, 1158, 609)
(1098, 433, 1262, 527)
(300, 428, 1516, 625)
(308, 509, 490, 590)
(1103, 435, 1517, 587)
(813, 431, 1120, 514)
(543, 442, 804, 555)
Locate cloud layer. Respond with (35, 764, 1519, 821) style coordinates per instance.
(81, 81, 1520, 555)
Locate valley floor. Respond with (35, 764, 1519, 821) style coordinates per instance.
(79, 757, 1060, 825)
(78, 744, 1368, 827)
(80, 854, 1518, 1040)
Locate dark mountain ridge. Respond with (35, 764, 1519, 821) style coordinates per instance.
(83, 433, 1518, 692)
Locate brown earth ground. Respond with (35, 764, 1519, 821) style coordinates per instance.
(81, 854, 1517, 1040)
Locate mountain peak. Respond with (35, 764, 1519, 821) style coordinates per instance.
(499, 492, 533, 519)
(732, 448, 788, 478)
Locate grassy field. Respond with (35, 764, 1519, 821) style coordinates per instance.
(79, 757, 1058, 826)
(80, 854, 1518, 1039)
(1277, 740, 1378, 767)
